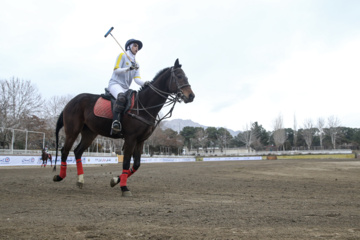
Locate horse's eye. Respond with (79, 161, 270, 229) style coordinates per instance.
(177, 75, 182, 79)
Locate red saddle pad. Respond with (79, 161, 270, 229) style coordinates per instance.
(94, 97, 113, 119)
(93, 94, 135, 119)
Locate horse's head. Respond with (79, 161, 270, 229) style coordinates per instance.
(169, 59, 195, 103)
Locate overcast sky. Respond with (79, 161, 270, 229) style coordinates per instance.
(1, 0, 360, 131)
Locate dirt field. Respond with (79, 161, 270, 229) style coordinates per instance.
(1, 159, 360, 239)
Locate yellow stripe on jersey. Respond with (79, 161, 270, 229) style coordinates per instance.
(114, 53, 124, 70)
(134, 76, 141, 79)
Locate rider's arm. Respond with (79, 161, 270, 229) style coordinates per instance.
(114, 67, 129, 74)
(113, 53, 129, 74)
(133, 67, 145, 86)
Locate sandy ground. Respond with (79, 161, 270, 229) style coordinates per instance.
(0, 159, 360, 239)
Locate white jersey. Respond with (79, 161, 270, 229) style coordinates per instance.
(108, 51, 144, 92)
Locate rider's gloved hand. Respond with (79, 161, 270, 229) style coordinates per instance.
(143, 81, 150, 87)
(129, 62, 139, 71)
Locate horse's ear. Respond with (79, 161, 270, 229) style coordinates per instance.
(174, 58, 182, 68)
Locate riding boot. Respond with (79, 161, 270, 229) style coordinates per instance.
(111, 92, 127, 134)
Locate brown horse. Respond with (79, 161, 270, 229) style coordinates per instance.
(53, 59, 195, 196)
(41, 149, 52, 167)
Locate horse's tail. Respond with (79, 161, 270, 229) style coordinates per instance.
(53, 111, 64, 172)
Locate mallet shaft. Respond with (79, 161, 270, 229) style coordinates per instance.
(104, 27, 133, 63)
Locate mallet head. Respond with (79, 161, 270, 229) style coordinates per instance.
(104, 27, 114, 38)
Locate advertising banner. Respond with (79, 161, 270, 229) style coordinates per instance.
(203, 156, 262, 161)
(0, 155, 117, 166)
(1, 155, 264, 167)
(141, 157, 196, 163)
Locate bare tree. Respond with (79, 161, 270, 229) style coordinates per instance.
(327, 115, 341, 149)
(302, 118, 315, 150)
(272, 114, 287, 150)
(316, 117, 326, 149)
(44, 95, 73, 128)
(293, 113, 298, 149)
(0, 77, 42, 129)
(40, 95, 74, 148)
(0, 78, 42, 149)
(237, 122, 258, 153)
(194, 128, 207, 153)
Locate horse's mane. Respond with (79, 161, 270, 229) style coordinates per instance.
(139, 67, 170, 92)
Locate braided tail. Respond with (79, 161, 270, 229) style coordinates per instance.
(53, 111, 64, 172)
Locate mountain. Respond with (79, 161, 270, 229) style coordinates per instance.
(161, 119, 240, 137)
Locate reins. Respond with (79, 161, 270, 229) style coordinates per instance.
(130, 67, 189, 128)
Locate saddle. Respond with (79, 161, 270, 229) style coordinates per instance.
(93, 89, 136, 119)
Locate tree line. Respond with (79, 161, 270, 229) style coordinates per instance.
(1, 77, 360, 155)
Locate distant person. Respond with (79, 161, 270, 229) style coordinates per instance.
(108, 39, 149, 134)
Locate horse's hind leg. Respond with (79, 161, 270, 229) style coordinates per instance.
(53, 135, 78, 182)
(74, 126, 97, 189)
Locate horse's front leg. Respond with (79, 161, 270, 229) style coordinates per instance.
(132, 141, 144, 173)
(119, 143, 135, 196)
(110, 140, 140, 197)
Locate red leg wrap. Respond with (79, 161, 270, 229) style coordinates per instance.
(120, 169, 131, 187)
(76, 159, 84, 175)
(120, 167, 136, 182)
(59, 162, 67, 179)
(128, 167, 137, 178)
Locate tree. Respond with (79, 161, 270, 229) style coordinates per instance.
(162, 128, 184, 155)
(193, 127, 207, 153)
(237, 122, 258, 152)
(284, 128, 294, 150)
(302, 118, 315, 150)
(205, 127, 218, 152)
(217, 128, 232, 152)
(0, 77, 42, 129)
(0, 78, 42, 149)
(327, 115, 341, 149)
(272, 114, 287, 150)
(252, 122, 269, 150)
(316, 117, 326, 149)
(180, 126, 196, 150)
(293, 114, 298, 149)
(43, 95, 74, 148)
(146, 123, 165, 155)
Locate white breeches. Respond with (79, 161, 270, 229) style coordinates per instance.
(108, 84, 127, 99)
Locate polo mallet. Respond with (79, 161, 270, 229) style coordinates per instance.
(104, 27, 132, 62)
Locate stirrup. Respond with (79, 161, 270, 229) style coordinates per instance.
(111, 120, 121, 133)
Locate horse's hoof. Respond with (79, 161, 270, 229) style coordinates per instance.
(76, 182, 83, 189)
(53, 175, 63, 182)
(122, 190, 132, 197)
(110, 177, 120, 187)
(121, 186, 132, 197)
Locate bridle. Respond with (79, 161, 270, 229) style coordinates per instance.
(129, 67, 191, 127)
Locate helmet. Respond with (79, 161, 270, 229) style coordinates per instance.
(125, 39, 143, 51)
